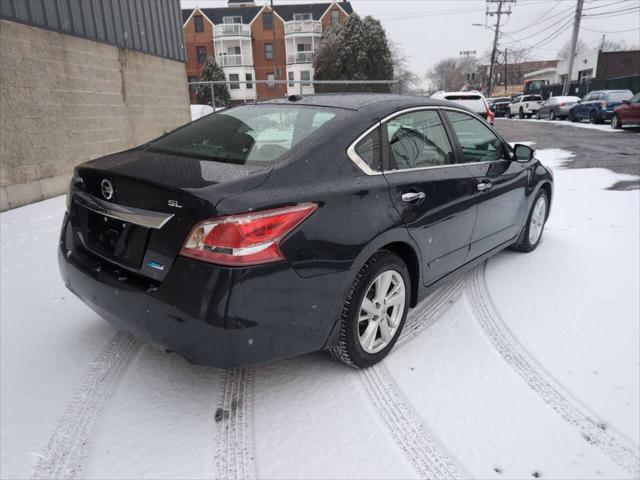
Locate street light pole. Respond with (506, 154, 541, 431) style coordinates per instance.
(562, 0, 584, 95)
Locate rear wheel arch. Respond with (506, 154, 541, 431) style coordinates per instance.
(378, 241, 420, 308)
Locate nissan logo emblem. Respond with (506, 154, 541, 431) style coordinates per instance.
(100, 179, 114, 200)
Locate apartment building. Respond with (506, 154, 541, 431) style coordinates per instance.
(182, 0, 353, 103)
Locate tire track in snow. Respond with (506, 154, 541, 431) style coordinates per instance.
(358, 275, 468, 479)
(214, 367, 256, 480)
(359, 364, 467, 480)
(467, 263, 640, 477)
(31, 331, 142, 480)
(397, 274, 465, 347)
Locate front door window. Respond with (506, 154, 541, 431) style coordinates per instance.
(444, 111, 506, 163)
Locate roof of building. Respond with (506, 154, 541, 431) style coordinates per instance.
(182, 2, 353, 25)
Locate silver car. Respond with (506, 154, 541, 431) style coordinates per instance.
(536, 96, 582, 120)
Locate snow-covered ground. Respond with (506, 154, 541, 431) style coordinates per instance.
(503, 117, 629, 133)
(1, 150, 639, 480)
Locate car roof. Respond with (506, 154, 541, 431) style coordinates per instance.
(263, 93, 463, 114)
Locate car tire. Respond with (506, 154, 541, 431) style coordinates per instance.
(569, 111, 577, 122)
(549, 110, 555, 120)
(330, 250, 410, 368)
(519, 108, 525, 119)
(511, 189, 549, 253)
(611, 113, 622, 129)
(536, 111, 541, 120)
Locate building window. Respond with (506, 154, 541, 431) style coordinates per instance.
(229, 74, 240, 90)
(197, 46, 206, 63)
(223, 16, 242, 24)
(188, 76, 198, 92)
(265, 43, 274, 60)
(246, 73, 253, 89)
(578, 68, 593, 82)
(288, 71, 294, 87)
(194, 15, 204, 32)
(293, 13, 312, 21)
(301, 71, 311, 86)
(263, 12, 272, 30)
(331, 10, 340, 26)
(267, 73, 275, 89)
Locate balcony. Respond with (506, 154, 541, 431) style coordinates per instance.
(214, 23, 251, 37)
(284, 20, 322, 35)
(218, 54, 252, 67)
(287, 51, 314, 64)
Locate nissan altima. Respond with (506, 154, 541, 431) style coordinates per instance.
(59, 94, 553, 368)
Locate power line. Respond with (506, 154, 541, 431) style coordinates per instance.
(582, 25, 640, 33)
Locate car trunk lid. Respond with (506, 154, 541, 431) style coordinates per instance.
(68, 148, 271, 281)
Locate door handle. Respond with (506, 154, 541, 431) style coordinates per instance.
(401, 191, 426, 202)
(477, 181, 493, 192)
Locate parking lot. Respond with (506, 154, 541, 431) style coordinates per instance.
(2, 115, 639, 480)
(495, 118, 640, 189)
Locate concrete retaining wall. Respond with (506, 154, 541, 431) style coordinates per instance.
(0, 19, 191, 211)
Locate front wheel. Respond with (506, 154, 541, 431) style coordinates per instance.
(590, 111, 602, 124)
(511, 190, 549, 253)
(519, 108, 525, 119)
(569, 111, 578, 122)
(536, 111, 542, 120)
(549, 110, 555, 120)
(611, 113, 622, 129)
(330, 250, 410, 368)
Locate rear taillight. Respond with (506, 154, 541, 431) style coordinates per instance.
(600, 101, 608, 109)
(559, 102, 566, 106)
(180, 204, 318, 266)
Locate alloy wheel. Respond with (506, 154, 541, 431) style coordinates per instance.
(549, 111, 555, 120)
(358, 270, 406, 354)
(528, 196, 547, 245)
(611, 114, 620, 129)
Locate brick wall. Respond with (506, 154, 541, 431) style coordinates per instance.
(184, 11, 215, 103)
(0, 19, 191, 211)
(596, 50, 640, 81)
(251, 8, 287, 100)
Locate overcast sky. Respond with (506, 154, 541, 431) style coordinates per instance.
(181, 0, 640, 87)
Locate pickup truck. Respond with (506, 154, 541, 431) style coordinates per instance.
(508, 95, 543, 119)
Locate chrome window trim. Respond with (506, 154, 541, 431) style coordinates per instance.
(346, 105, 511, 176)
(73, 189, 174, 229)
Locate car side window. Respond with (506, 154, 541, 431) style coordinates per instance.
(385, 110, 454, 170)
(445, 111, 507, 163)
(631, 93, 640, 103)
(354, 128, 381, 171)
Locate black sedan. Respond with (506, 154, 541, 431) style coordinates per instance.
(59, 94, 553, 368)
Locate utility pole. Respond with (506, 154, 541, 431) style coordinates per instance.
(504, 48, 508, 93)
(486, 0, 514, 98)
(460, 50, 478, 89)
(562, 0, 584, 95)
(270, 0, 279, 82)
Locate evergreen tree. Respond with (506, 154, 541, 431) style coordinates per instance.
(196, 58, 231, 106)
(313, 14, 394, 93)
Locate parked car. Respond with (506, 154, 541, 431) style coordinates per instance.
(535, 96, 582, 120)
(430, 91, 494, 125)
(59, 94, 553, 368)
(611, 92, 640, 129)
(508, 95, 543, 118)
(490, 97, 512, 117)
(568, 89, 633, 123)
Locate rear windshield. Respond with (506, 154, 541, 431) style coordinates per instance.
(444, 96, 485, 113)
(146, 105, 338, 165)
(523, 95, 542, 101)
(607, 91, 632, 102)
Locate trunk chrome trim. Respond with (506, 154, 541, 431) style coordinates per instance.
(73, 189, 174, 229)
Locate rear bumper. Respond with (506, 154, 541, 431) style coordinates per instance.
(58, 214, 347, 367)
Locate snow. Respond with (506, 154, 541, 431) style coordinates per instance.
(504, 117, 624, 133)
(1, 151, 639, 479)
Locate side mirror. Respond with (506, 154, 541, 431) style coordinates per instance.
(622, 99, 630, 105)
(513, 144, 534, 162)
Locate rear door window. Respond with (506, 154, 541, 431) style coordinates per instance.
(445, 111, 507, 164)
(385, 110, 454, 170)
(147, 105, 337, 165)
(353, 128, 381, 171)
(607, 91, 633, 102)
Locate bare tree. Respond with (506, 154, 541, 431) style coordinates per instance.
(426, 57, 463, 91)
(557, 38, 590, 60)
(390, 40, 418, 93)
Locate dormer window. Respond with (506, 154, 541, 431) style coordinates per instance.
(293, 13, 313, 21)
(194, 15, 204, 32)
